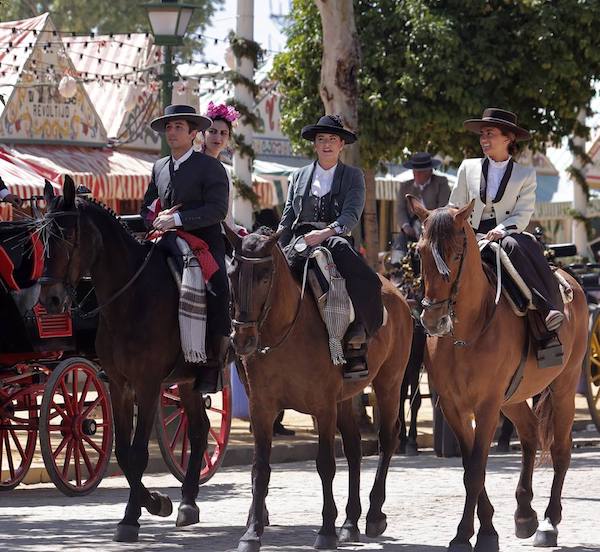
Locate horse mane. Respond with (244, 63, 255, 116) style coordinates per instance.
(78, 196, 145, 244)
(423, 208, 463, 277)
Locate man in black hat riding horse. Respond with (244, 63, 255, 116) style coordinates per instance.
(278, 114, 383, 379)
(141, 104, 231, 388)
(393, 152, 451, 262)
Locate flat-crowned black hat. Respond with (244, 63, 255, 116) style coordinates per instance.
(463, 108, 531, 141)
(150, 104, 212, 133)
(301, 114, 357, 144)
(402, 152, 441, 171)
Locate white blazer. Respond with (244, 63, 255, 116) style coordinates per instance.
(449, 157, 536, 234)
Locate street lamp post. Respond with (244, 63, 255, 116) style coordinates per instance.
(143, 0, 195, 156)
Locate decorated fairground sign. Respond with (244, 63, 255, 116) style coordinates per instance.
(0, 14, 107, 146)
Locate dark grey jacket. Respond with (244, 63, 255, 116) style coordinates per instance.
(141, 151, 229, 247)
(278, 161, 365, 247)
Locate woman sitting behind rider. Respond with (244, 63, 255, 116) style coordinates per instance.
(450, 108, 563, 332)
(201, 101, 247, 236)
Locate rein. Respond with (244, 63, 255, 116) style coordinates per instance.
(232, 250, 306, 356)
(39, 209, 157, 319)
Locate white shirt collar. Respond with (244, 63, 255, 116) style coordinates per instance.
(315, 162, 337, 176)
(487, 156, 511, 169)
(172, 146, 195, 170)
(311, 162, 337, 198)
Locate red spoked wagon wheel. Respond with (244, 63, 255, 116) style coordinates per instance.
(0, 389, 38, 490)
(156, 367, 231, 484)
(585, 310, 600, 433)
(39, 358, 113, 496)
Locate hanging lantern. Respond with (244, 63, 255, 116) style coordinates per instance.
(58, 75, 77, 98)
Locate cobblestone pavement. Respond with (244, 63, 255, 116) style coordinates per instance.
(0, 446, 598, 552)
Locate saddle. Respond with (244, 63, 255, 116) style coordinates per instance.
(305, 246, 387, 366)
(479, 237, 570, 371)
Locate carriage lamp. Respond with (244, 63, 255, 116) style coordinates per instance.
(143, 0, 196, 155)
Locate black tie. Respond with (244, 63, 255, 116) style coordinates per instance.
(165, 158, 175, 208)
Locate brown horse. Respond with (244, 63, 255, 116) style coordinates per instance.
(408, 197, 588, 552)
(225, 226, 413, 551)
(39, 179, 212, 542)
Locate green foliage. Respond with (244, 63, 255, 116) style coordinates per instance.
(1, 0, 221, 60)
(272, 0, 600, 167)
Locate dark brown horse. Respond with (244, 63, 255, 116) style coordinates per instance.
(225, 226, 413, 552)
(39, 178, 212, 542)
(408, 197, 588, 552)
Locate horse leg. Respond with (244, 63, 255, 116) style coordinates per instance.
(336, 399, 362, 544)
(398, 375, 409, 454)
(115, 385, 171, 543)
(501, 402, 539, 539)
(238, 407, 276, 552)
(365, 376, 401, 539)
(533, 386, 575, 548)
(407, 372, 422, 456)
(175, 383, 210, 527)
(313, 407, 338, 550)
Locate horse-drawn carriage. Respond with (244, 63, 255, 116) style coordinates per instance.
(0, 199, 231, 495)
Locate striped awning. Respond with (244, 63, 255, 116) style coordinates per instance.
(5, 145, 154, 200)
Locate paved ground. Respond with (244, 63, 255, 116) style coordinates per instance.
(1, 444, 598, 552)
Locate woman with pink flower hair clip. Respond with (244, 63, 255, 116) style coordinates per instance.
(202, 101, 247, 236)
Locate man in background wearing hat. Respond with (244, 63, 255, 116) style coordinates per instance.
(392, 152, 450, 262)
(278, 114, 383, 380)
(141, 104, 231, 383)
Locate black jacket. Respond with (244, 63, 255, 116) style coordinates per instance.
(141, 151, 229, 250)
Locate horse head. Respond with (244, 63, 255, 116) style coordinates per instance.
(39, 176, 101, 313)
(225, 225, 283, 356)
(408, 195, 475, 337)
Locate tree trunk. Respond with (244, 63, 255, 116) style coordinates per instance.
(314, 0, 378, 268)
(363, 168, 379, 269)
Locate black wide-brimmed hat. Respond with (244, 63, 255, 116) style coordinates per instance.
(301, 114, 357, 144)
(463, 108, 531, 141)
(402, 152, 441, 171)
(150, 104, 212, 133)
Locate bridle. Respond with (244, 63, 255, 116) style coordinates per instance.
(420, 230, 497, 347)
(420, 231, 468, 328)
(231, 250, 303, 355)
(39, 209, 156, 319)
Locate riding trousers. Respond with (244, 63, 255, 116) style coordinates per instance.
(498, 233, 563, 316)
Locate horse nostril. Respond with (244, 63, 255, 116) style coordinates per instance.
(50, 296, 61, 308)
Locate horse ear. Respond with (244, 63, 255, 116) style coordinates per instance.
(407, 194, 430, 222)
(44, 180, 55, 204)
(62, 175, 76, 209)
(453, 199, 475, 227)
(223, 223, 243, 251)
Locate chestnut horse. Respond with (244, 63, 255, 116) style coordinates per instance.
(225, 227, 413, 552)
(39, 179, 212, 542)
(408, 197, 588, 552)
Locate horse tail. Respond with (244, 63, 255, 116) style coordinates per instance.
(534, 388, 554, 466)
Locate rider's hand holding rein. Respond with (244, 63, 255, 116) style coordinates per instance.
(304, 227, 336, 247)
(153, 211, 177, 231)
(0, 176, 22, 207)
(484, 228, 506, 242)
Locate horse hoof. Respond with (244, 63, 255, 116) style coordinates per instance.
(238, 539, 261, 552)
(533, 518, 558, 547)
(338, 525, 360, 543)
(447, 542, 473, 552)
(366, 516, 387, 538)
(314, 534, 337, 549)
(113, 524, 139, 542)
(474, 532, 499, 552)
(148, 491, 173, 517)
(406, 442, 419, 456)
(515, 515, 539, 539)
(176, 503, 200, 527)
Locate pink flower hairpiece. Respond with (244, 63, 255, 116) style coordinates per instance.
(205, 101, 240, 124)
